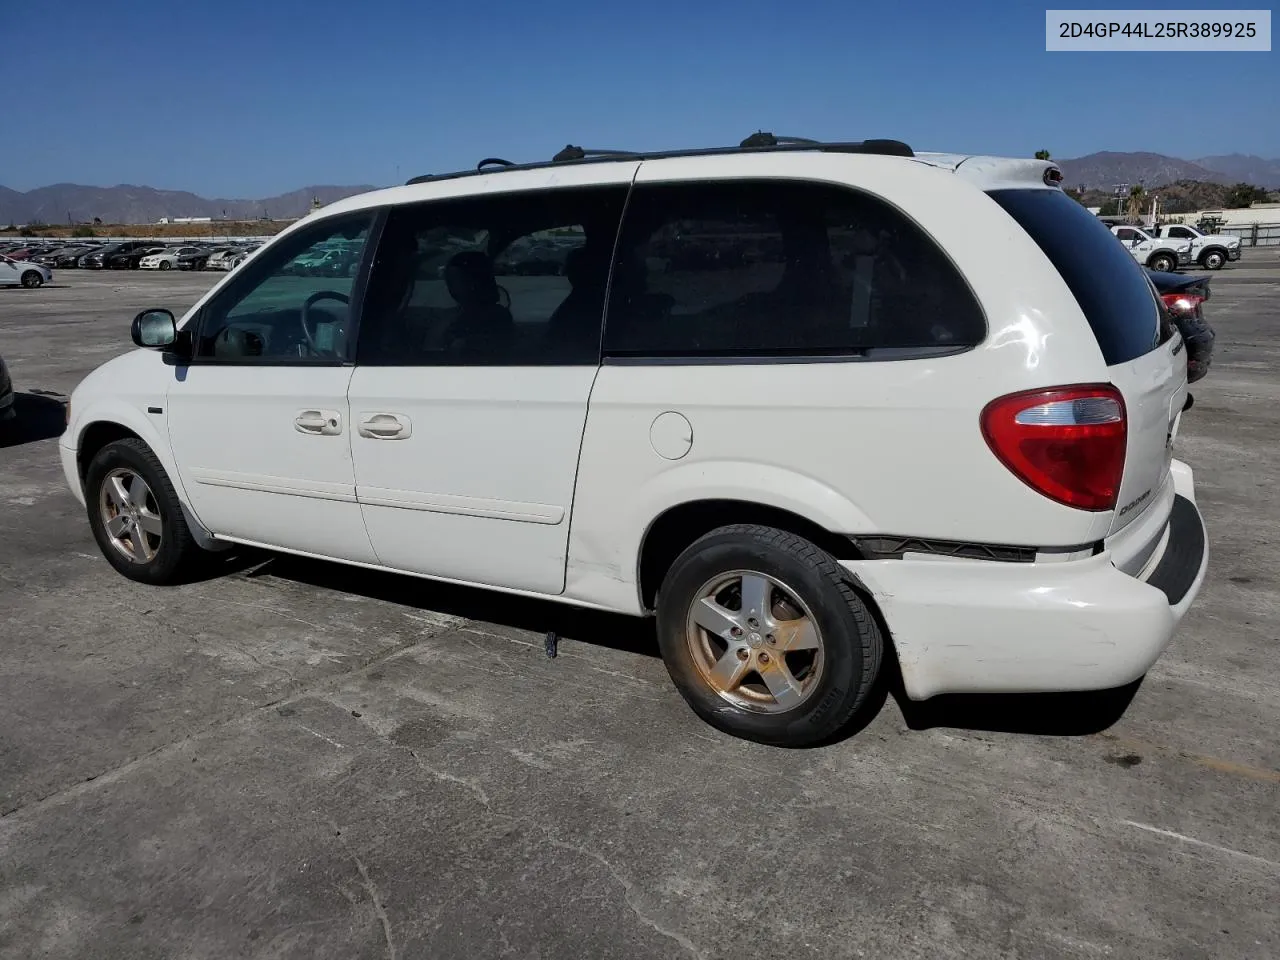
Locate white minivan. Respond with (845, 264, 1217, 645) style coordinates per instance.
(60, 138, 1208, 746)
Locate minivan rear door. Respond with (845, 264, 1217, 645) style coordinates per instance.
(987, 188, 1185, 537)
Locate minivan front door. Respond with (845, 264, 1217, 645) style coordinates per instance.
(347, 177, 632, 594)
(165, 212, 378, 562)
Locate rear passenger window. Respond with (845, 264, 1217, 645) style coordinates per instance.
(357, 186, 628, 366)
(602, 180, 985, 360)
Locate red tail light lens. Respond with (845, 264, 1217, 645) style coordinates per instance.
(1160, 292, 1204, 317)
(981, 385, 1127, 511)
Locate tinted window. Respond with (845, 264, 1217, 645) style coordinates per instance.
(357, 185, 627, 366)
(989, 189, 1161, 365)
(194, 212, 374, 362)
(601, 179, 985, 359)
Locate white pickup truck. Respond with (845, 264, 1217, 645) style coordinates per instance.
(1111, 225, 1193, 273)
(1152, 224, 1242, 270)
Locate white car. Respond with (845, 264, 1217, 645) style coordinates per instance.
(1152, 224, 1242, 270)
(139, 246, 204, 270)
(1110, 225, 1192, 273)
(0, 255, 51, 288)
(60, 139, 1208, 746)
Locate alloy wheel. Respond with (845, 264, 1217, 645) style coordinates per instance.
(684, 570, 825, 713)
(99, 468, 163, 563)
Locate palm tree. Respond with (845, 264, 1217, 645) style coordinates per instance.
(1126, 184, 1147, 220)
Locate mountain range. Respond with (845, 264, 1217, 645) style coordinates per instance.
(1055, 152, 1280, 191)
(0, 184, 379, 227)
(3, 151, 1278, 225)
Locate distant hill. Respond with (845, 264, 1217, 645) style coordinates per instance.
(1077, 179, 1245, 215)
(1057, 151, 1280, 190)
(1193, 154, 1280, 188)
(0, 183, 379, 227)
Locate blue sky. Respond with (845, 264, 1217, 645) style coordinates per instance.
(5, 0, 1276, 197)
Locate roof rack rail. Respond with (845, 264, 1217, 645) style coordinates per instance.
(405, 136, 914, 186)
(553, 145, 641, 162)
(739, 131, 819, 148)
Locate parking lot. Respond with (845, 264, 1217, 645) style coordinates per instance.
(1, 262, 1278, 958)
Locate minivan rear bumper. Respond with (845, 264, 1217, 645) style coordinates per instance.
(843, 458, 1207, 701)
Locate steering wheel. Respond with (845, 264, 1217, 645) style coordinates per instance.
(300, 290, 349, 357)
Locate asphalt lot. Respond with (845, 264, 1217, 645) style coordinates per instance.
(1, 261, 1278, 960)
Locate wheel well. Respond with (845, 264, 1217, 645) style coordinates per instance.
(1199, 245, 1226, 259)
(637, 500, 862, 610)
(77, 422, 141, 480)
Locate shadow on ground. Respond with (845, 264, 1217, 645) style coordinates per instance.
(240, 550, 1141, 742)
(891, 664, 1142, 737)
(0, 392, 67, 448)
(244, 552, 661, 659)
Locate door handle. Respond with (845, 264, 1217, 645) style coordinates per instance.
(358, 413, 412, 440)
(294, 409, 342, 436)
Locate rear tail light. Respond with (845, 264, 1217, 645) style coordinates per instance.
(981, 385, 1127, 511)
(1160, 292, 1204, 317)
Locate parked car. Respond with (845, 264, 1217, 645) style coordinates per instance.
(60, 141, 1208, 746)
(1111, 224, 1192, 273)
(1148, 269, 1215, 383)
(204, 249, 241, 271)
(106, 245, 167, 269)
(58, 246, 102, 268)
(34, 245, 85, 268)
(82, 241, 157, 269)
(0, 254, 51, 288)
(177, 248, 214, 271)
(140, 246, 206, 270)
(1151, 224, 1242, 270)
(0, 352, 13, 423)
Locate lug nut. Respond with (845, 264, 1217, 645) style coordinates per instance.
(747, 617, 759, 628)
(759, 652, 770, 664)
(766, 634, 776, 645)
(736, 648, 749, 661)
(730, 626, 743, 637)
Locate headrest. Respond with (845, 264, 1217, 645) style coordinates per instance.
(444, 251, 499, 306)
(564, 245, 609, 288)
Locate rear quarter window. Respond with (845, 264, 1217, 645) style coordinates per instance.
(602, 179, 986, 360)
(988, 189, 1161, 365)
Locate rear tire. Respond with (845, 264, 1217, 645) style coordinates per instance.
(1201, 249, 1226, 270)
(158, 260, 171, 271)
(20, 271, 43, 289)
(656, 524, 883, 747)
(85, 438, 204, 585)
(1148, 253, 1176, 273)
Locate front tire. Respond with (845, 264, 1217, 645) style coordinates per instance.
(85, 438, 203, 584)
(20, 271, 43, 288)
(656, 524, 883, 747)
(1201, 249, 1226, 270)
(1148, 253, 1176, 273)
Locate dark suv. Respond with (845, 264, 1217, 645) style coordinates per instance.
(81, 241, 159, 269)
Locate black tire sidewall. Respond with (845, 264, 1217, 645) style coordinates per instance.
(21, 272, 41, 288)
(85, 440, 190, 584)
(656, 531, 871, 746)
(1204, 250, 1224, 269)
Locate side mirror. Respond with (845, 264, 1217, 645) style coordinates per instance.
(131, 309, 177, 348)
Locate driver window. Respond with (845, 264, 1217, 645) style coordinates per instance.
(194, 213, 373, 362)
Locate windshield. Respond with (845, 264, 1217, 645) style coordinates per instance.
(989, 189, 1162, 366)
